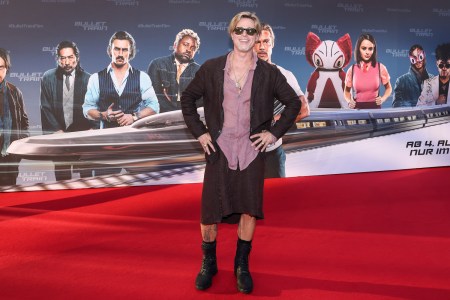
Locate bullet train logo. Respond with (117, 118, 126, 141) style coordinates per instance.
(305, 32, 352, 108)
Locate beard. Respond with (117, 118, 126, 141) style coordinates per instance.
(175, 52, 192, 64)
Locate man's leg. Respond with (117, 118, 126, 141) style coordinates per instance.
(195, 223, 218, 290)
(264, 146, 286, 178)
(235, 214, 255, 293)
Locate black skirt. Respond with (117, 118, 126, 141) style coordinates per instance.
(200, 147, 265, 224)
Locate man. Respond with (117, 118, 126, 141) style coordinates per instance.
(0, 48, 29, 186)
(392, 44, 432, 107)
(83, 31, 159, 176)
(417, 43, 450, 106)
(40, 41, 92, 180)
(83, 31, 159, 129)
(254, 23, 310, 178)
(147, 29, 201, 112)
(181, 12, 300, 294)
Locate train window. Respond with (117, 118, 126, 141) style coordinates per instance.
(406, 115, 417, 121)
(399, 117, 405, 122)
(393, 117, 400, 122)
(376, 119, 384, 124)
(296, 122, 311, 129)
(312, 121, 327, 127)
(346, 120, 357, 125)
(384, 118, 391, 123)
(357, 119, 368, 125)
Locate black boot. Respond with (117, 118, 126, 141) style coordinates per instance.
(234, 238, 253, 294)
(195, 240, 218, 290)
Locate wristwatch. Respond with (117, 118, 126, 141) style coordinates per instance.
(132, 113, 138, 122)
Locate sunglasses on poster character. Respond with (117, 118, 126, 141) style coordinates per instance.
(438, 62, 450, 69)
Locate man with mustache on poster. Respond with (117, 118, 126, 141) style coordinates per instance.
(83, 31, 159, 175)
(83, 31, 159, 129)
(40, 40, 93, 180)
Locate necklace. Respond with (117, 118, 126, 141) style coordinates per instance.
(231, 53, 251, 91)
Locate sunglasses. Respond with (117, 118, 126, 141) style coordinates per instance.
(233, 27, 257, 36)
(438, 63, 450, 69)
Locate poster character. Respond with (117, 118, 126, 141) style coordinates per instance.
(305, 32, 352, 108)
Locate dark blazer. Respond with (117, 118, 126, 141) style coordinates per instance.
(40, 66, 92, 134)
(181, 54, 300, 142)
(4, 81, 29, 142)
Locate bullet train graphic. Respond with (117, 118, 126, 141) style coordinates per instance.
(7, 105, 450, 173)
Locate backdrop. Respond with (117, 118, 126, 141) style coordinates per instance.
(1, 0, 449, 189)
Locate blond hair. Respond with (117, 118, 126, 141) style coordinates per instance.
(227, 11, 261, 36)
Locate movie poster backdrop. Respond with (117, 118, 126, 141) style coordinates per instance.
(0, 0, 449, 189)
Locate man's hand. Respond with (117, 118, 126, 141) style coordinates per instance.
(198, 133, 215, 155)
(107, 103, 124, 123)
(250, 130, 277, 152)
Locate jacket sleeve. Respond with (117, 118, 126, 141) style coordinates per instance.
(180, 64, 208, 139)
(270, 68, 301, 139)
(15, 87, 29, 139)
(40, 75, 62, 134)
(147, 60, 161, 93)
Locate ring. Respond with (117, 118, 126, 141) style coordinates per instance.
(203, 144, 207, 147)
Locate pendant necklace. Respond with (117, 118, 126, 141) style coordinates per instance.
(231, 53, 250, 91)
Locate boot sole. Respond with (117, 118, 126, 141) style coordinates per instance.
(195, 269, 218, 290)
(237, 286, 253, 294)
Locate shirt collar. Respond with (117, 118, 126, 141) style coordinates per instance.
(224, 51, 258, 72)
(107, 63, 133, 73)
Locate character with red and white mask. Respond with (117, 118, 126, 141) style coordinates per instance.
(305, 32, 352, 108)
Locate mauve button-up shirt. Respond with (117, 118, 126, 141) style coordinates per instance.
(217, 51, 258, 171)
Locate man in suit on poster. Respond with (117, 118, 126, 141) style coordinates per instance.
(83, 31, 159, 129)
(83, 31, 159, 175)
(40, 40, 93, 180)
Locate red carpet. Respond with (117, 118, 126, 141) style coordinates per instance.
(1, 167, 450, 299)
